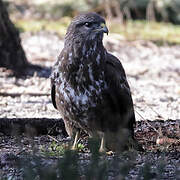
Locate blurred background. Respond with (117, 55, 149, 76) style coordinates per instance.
(4, 0, 180, 44)
(0, 1, 179, 178)
(0, 0, 179, 120)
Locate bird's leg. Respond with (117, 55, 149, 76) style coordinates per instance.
(99, 133, 106, 153)
(71, 131, 79, 150)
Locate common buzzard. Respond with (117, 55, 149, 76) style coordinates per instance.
(51, 12, 139, 152)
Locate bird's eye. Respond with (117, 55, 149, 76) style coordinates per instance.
(84, 22, 92, 27)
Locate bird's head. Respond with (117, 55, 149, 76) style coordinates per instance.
(65, 12, 108, 47)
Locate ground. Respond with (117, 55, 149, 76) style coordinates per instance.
(0, 31, 179, 179)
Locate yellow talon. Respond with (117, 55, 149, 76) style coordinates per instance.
(71, 131, 79, 150)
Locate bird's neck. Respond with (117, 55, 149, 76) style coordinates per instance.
(67, 38, 104, 57)
(62, 40, 106, 87)
(65, 38, 106, 65)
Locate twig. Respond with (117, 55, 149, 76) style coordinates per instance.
(156, 137, 180, 145)
(143, 102, 165, 119)
(135, 109, 160, 135)
(16, 149, 26, 156)
(47, 123, 58, 135)
(48, 135, 59, 143)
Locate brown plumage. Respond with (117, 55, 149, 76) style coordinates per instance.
(51, 12, 140, 151)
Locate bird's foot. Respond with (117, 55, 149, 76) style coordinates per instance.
(99, 133, 107, 153)
(106, 151, 114, 155)
(99, 146, 106, 153)
(71, 131, 79, 150)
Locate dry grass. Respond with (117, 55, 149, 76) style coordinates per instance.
(14, 18, 180, 45)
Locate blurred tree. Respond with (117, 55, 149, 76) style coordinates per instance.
(0, 0, 29, 74)
(146, 0, 156, 21)
(102, 0, 124, 23)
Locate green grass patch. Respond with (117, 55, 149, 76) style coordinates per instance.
(14, 17, 71, 36)
(109, 20, 180, 45)
(15, 18, 180, 45)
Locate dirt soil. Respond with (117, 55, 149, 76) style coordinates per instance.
(0, 31, 179, 179)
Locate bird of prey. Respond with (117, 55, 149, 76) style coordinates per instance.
(51, 12, 139, 152)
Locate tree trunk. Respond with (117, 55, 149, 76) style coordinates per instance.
(0, 0, 29, 73)
(104, 0, 113, 19)
(146, 0, 156, 21)
(112, 0, 124, 23)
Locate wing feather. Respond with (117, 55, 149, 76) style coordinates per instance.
(51, 84, 57, 109)
(105, 53, 136, 131)
(50, 50, 64, 110)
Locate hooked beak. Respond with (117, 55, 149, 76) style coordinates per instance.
(94, 23, 109, 35)
(100, 23, 109, 35)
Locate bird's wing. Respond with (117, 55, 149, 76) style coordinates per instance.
(51, 83, 57, 109)
(105, 53, 131, 94)
(50, 50, 65, 110)
(105, 53, 136, 127)
(51, 66, 58, 109)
